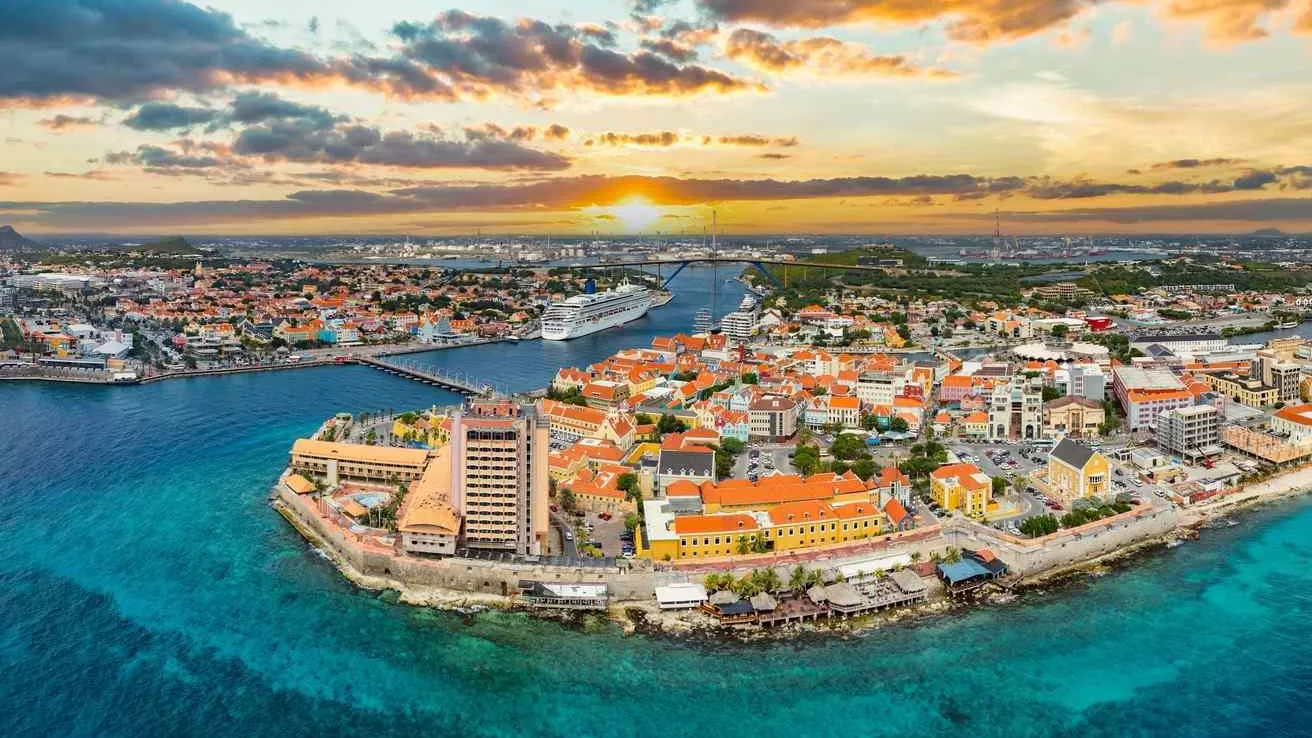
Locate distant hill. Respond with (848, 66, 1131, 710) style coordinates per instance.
(0, 225, 39, 250)
(1250, 228, 1286, 237)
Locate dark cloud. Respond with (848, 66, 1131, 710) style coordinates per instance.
(367, 10, 758, 103)
(104, 144, 227, 170)
(1150, 157, 1248, 170)
(724, 28, 954, 77)
(227, 91, 341, 127)
(971, 199, 1312, 224)
(38, 114, 98, 131)
(0, 172, 23, 186)
(122, 103, 219, 131)
(544, 124, 572, 140)
(758, 153, 790, 160)
(586, 131, 681, 146)
(1234, 169, 1278, 190)
(0, 0, 333, 103)
(639, 38, 699, 62)
(233, 122, 571, 170)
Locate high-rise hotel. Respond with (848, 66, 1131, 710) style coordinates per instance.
(447, 400, 549, 556)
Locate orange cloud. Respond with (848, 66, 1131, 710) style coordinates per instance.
(724, 28, 956, 76)
(700, 0, 1312, 45)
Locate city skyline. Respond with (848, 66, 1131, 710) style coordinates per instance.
(2, 0, 1311, 235)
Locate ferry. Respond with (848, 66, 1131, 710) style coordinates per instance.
(541, 279, 652, 340)
(1277, 320, 1300, 329)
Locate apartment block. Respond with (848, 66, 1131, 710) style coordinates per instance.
(449, 400, 549, 556)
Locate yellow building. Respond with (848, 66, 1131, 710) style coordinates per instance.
(1046, 439, 1109, 506)
(930, 463, 993, 517)
(1199, 372, 1278, 407)
(637, 497, 888, 561)
(289, 439, 429, 484)
(397, 444, 461, 556)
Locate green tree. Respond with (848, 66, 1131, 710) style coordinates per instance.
(623, 511, 640, 531)
(992, 476, 1008, 497)
(860, 413, 878, 431)
(789, 565, 808, 592)
(656, 413, 688, 435)
(742, 372, 759, 385)
(852, 458, 878, 481)
(889, 416, 910, 433)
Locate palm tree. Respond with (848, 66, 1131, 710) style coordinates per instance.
(789, 565, 808, 593)
(911, 551, 923, 563)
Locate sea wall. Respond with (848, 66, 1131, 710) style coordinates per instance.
(942, 505, 1181, 576)
(276, 485, 657, 600)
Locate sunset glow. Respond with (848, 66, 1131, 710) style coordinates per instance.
(1, 0, 1311, 235)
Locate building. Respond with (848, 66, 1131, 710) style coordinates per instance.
(1031, 282, 1094, 301)
(1042, 395, 1105, 439)
(448, 400, 549, 556)
(1061, 364, 1106, 401)
(987, 375, 1043, 441)
(1257, 350, 1303, 403)
(720, 296, 758, 341)
(397, 444, 461, 555)
(1046, 439, 1109, 506)
(657, 444, 715, 492)
(930, 463, 993, 517)
(1130, 333, 1226, 355)
(1271, 403, 1312, 444)
(856, 371, 905, 407)
(749, 394, 799, 441)
(1155, 405, 1221, 461)
(1113, 366, 1193, 431)
(289, 439, 429, 484)
(1198, 372, 1278, 408)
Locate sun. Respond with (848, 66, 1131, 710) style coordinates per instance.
(608, 196, 663, 233)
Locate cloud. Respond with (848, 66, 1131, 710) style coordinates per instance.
(640, 38, 699, 62)
(586, 131, 682, 146)
(975, 198, 1312, 224)
(232, 122, 572, 170)
(104, 144, 228, 170)
(724, 28, 954, 77)
(544, 124, 572, 140)
(697, 0, 1312, 45)
(38, 114, 98, 132)
(122, 103, 219, 131)
(1150, 157, 1249, 170)
(758, 152, 791, 159)
(1234, 169, 1278, 189)
(699, 0, 1096, 44)
(712, 134, 799, 147)
(0, 0, 334, 103)
(0, 172, 23, 186)
(364, 10, 759, 104)
(7, 169, 1311, 230)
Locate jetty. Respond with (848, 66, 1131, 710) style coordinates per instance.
(354, 356, 490, 395)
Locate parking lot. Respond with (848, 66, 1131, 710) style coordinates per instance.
(733, 444, 795, 481)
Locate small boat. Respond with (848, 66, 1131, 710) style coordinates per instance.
(1277, 321, 1299, 329)
(506, 335, 520, 342)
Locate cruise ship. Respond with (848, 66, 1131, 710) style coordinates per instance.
(541, 280, 652, 340)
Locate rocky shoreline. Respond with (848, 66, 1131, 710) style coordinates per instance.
(274, 467, 1312, 643)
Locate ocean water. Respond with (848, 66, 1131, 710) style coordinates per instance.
(4, 269, 1312, 737)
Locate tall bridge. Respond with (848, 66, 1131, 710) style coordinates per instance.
(561, 256, 901, 290)
(354, 356, 490, 396)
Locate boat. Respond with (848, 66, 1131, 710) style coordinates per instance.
(540, 279, 652, 340)
(1277, 321, 1299, 329)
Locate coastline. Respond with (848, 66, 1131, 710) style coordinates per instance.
(269, 460, 1312, 641)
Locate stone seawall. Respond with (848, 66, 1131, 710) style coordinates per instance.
(942, 505, 1181, 577)
(275, 484, 658, 601)
(276, 481, 1182, 603)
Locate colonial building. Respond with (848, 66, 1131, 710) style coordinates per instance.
(1042, 395, 1105, 439)
(930, 463, 993, 517)
(1046, 439, 1109, 506)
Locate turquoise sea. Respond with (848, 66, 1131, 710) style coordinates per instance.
(3, 269, 1312, 737)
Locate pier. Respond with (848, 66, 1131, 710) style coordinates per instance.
(354, 356, 490, 395)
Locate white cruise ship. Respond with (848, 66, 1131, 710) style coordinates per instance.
(541, 280, 652, 340)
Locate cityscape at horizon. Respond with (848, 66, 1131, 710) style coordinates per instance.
(2, 0, 1312, 236)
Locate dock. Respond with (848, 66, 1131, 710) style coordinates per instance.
(354, 356, 490, 395)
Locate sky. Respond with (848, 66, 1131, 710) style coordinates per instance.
(1, 0, 1311, 237)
